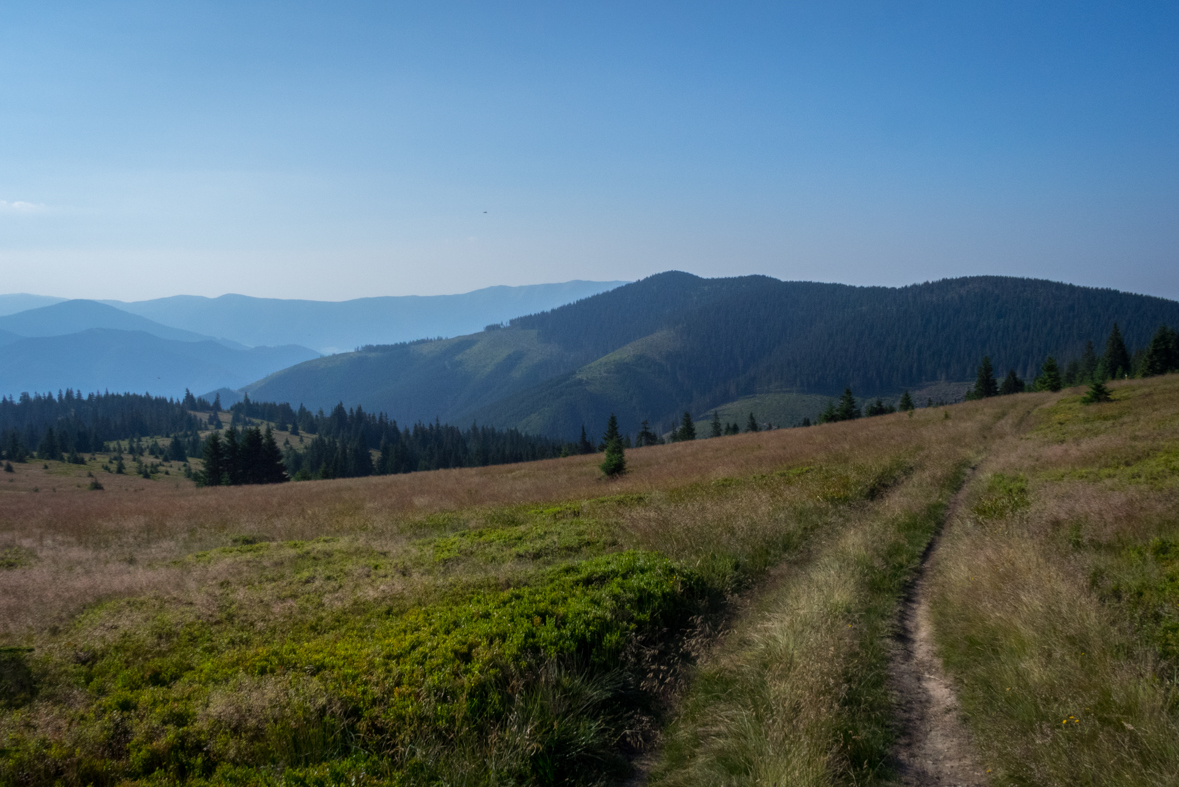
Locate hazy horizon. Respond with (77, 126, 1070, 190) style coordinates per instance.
(2, 4, 1177, 301)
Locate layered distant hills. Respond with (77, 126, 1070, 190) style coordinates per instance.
(0, 282, 625, 399)
(0, 301, 319, 399)
(244, 273, 1179, 439)
(4, 274, 1177, 438)
(0, 330, 318, 400)
(99, 281, 627, 354)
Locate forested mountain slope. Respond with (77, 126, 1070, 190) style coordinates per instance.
(245, 273, 1179, 439)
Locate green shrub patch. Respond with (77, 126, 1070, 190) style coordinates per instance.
(0, 552, 710, 786)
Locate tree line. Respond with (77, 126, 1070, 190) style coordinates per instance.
(0, 389, 210, 464)
(3, 319, 1177, 480)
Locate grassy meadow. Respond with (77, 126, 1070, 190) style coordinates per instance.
(1, 376, 1178, 785)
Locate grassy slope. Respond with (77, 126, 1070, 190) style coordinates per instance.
(245, 328, 582, 425)
(3, 376, 1179, 785)
(697, 391, 836, 430)
(928, 375, 1179, 785)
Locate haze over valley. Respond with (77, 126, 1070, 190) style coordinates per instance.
(4, 4, 1179, 786)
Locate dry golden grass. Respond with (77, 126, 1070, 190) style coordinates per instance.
(648, 408, 993, 786)
(0, 407, 967, 643)
(928, 374, 1179, 786)
(7, 378, 1179, 786)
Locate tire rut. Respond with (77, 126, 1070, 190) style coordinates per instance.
(889, 470, 988, 786)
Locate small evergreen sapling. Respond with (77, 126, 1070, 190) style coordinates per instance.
(1081, 379, 1113, 404)
(898, 391, 915, 411)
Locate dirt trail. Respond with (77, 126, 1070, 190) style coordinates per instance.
(889, 474, 989, 786)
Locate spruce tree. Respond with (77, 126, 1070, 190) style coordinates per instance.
(1080, 341, 1098, 382)
(636, 420, 658, 447)
(201, 433, 225, 487)
(1141, 325, 1178, 376)
(835, 388, 860, 421)
(678, 411, 696, 441)
(1081, 379, 1113, 404)
(168, 436, 187, 462)
(745, 412, 759, 433)
(972, 356, 999, 399)
(710, 411, 722, 439)
(1036, 356, 1063, 392)
(37, 428, 60, 462)
(222, 428, 241, 484)
(599, 415, 626, 477)
(602, 414, 621, 446)
(1104, 323, 1131, 380)
(577, 426, 595, 455)
(898, 390, 915, 411)
(999, 369, 1025, 395)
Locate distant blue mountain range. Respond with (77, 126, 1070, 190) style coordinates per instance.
(0, 329, 318, 400)
(98, 281, 627, 354)
(0, 281, 627, 399)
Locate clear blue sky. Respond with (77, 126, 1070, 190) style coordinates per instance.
(2, 2, 1177, 301)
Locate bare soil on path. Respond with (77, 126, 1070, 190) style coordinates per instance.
(889, 475, 989, 786)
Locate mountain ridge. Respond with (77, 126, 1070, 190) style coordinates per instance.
(244, 273, 1179, 439)
(100, 280, 628, 353)
(0, 300, 232, 345)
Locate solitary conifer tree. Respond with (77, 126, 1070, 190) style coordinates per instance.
(599, 412, 626, 476)
(1036, 356, 1063, 392)
(898, 391, 915, 411)
(972, 356, 999, 399)
(1081, 379, 1113, 404)
(745, 412, 760, 433)
(710, 411, 722, 438)
(602, 414, 621, 446)
(677, 411, 696, 441)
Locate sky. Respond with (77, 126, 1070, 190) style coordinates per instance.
(1, 1, 1177, 302)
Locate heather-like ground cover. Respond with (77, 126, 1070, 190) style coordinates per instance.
(2, 376, 1179, 786)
